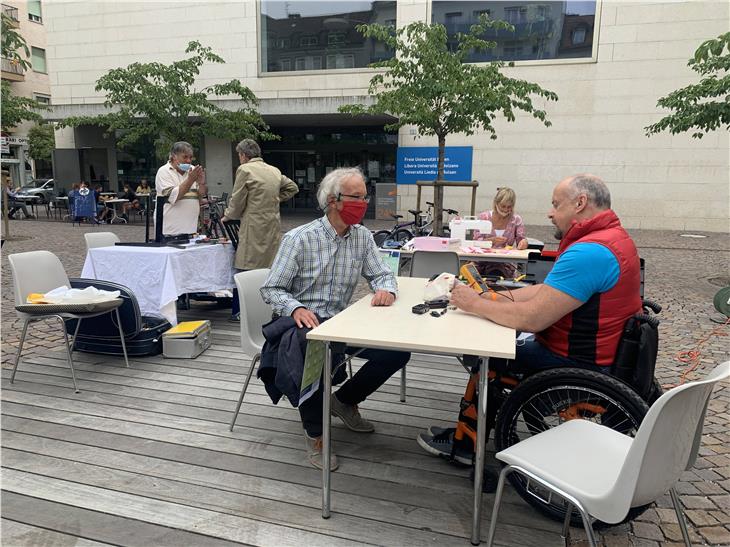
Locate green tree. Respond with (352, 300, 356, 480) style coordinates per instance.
(1, 13, 48, 130)
(62, 41, 276, 160)
(645, 32, 730, 138)
(28, 123, 55, 163)
(340, 16, 558, 234)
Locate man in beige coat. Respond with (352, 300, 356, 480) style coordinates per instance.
(222, 139, 299, 321)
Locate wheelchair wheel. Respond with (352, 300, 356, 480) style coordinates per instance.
(493, 367, 650, 528)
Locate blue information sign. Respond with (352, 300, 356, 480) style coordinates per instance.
(396, 146, 473, 184)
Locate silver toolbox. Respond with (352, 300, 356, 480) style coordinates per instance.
(162, 320, 212, 359)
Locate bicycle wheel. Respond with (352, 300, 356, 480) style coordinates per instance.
(373, 230, 391, 247)
(493, 368, 650, 528)
(394, 228, 413, 244)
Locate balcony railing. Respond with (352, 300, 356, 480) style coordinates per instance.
(2, 4, 19, 23)
(1, 57, 25, 77)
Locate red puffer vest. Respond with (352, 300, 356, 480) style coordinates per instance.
(536, 210, 641, 366)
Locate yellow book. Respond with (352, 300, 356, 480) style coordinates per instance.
(164, 320, 210, 338)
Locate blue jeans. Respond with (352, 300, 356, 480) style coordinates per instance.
(489, 336, 610, 374)
(231, 269, 247, 316)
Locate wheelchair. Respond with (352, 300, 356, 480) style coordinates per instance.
(455, 299, 662, 528)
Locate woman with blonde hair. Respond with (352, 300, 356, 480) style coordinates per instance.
(474, 187, 528, 278)
(475, 187, 528, 250)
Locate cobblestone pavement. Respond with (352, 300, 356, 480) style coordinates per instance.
(2, 215, 729, 546)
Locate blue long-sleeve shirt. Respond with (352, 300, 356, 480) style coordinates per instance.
(260, 215, 398, 318)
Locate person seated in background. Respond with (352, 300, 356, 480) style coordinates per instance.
(4, 179, 33, 219)
(473, 186, 528, 279)
(135, 179, 151, 195)
(120, 183, 140, 220)
(93, 184, 110, 223)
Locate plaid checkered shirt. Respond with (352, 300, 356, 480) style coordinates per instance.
(261, 215, 398, 318)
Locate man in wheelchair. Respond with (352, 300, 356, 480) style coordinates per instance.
(418, 174, 659, 501)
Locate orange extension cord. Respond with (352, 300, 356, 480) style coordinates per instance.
(665, 317, 730, 389)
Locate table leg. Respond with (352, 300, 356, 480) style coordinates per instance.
(322, 340, 332, 518)
(471, 355, 489, 545)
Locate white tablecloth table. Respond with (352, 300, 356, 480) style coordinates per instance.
(308, 276, 516, 544)
(81, 243, 235, 325)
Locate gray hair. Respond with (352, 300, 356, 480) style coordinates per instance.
(236, 139, 261, 159)
(169, 141, 193, 159)
(317, 167, 365, 210)
(567, 174, 611, 209)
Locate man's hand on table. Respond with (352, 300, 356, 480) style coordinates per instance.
(517, 239, 529, 250)
(293, 307, 320, 329)
(371, 290, 395, 307)
(450, 283, 484, 314)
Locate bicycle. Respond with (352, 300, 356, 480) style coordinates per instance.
(373, 202, 459, 247)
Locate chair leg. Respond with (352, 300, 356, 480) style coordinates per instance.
(562, 503, 573, 546)
(229, 353, 260, 431)
(71, 316, 83, 350)
(485, 465, 512, 546)
(573, 502, 598, 547)
(10, 318, 31, 384)
(400, 364, 406, 402)
(114, 308, 130, 368)
(56, 315, 80, 393)
(670, 487, 691, 547)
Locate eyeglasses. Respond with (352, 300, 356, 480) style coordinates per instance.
(337, 192, 371, 203)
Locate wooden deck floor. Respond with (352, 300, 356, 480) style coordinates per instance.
(2, 307, 564, 546)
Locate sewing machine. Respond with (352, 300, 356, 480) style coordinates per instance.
(448, 216, 493, 246)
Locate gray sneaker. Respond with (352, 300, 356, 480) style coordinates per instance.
(417, 429, 473, 466)
(330, 393, 375, 433)
(303, 431, 339, 471)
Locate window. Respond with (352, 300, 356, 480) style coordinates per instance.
(295, 56, 322, 71)
(504, 7, 528, 24)
(326, 54, 354, 69)
(260, 1, 395, 73)
(27, 0, 42, 22)
(34, 93, 51, 105)
(432, 1, 596, 62)
(300, 35, 318, 47)
(31, 47, 46, 73)
(572, 27, 587, 45)
(328, 32, 346, 45)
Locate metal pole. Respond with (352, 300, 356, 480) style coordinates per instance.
(472, 356, 489, 545)
(322, 341, 332, 518)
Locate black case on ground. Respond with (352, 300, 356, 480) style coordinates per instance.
(65, 278, 171, 356)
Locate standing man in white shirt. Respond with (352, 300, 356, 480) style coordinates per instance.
(155, 141, 207, 237)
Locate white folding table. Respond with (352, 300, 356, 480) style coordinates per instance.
(308, 276, 516, 544)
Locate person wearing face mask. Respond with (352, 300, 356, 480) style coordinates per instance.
(220, 139, 299, 322)
(260, 167, 411, 471)
(473, 186, 529, 278)
(154, 141, 207, 237)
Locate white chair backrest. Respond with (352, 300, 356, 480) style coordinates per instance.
(8, 251, 71, 310)
(85, 231, 120, 250)
(410, 250, 460, 278)
(613, 361, 730, 518)
(234, 269, 271, 357)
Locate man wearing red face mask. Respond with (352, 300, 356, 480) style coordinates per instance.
(260, 167, 410, 471)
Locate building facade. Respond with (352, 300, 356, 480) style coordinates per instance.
(45, 0, 729, 231)
(1, 0, 51, 186)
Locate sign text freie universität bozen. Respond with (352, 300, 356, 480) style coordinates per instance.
(396, 146, 473, 184)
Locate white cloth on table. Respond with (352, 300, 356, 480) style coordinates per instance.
(81, 244, 235, 325)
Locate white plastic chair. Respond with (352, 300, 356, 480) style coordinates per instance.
(84, 231, 120, 251)
(8, 251, 130, 393)
(486, 361, 730, 547)
(229, 269, 272, 431)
